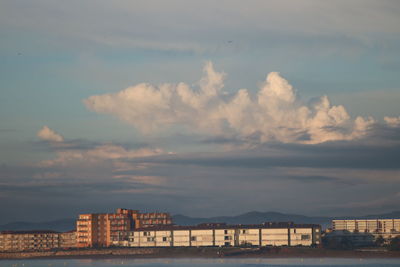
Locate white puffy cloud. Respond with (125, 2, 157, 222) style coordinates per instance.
(85, 62, 380, 145)
(33, 128, 164, 190)
(384, 116, 400, 127)
(37, 126, 64, 142)
(35, 127, 165, 185)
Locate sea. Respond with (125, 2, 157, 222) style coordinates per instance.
(0, 258, 400, 267)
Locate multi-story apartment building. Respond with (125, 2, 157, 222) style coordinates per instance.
(76, 208, 172, 248)
(113, 222, 321, 248)
(59, 231, 77, 249)
(332, 219, 400, 240)
(0, 230, 76, 252)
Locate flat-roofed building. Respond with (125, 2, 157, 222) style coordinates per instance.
(332, 219, 400, 240)
(191, 229, 214, 247)
(0, 230, 77, 252)
(327, 219, 400, 246)
(59, 231, 77, 249)
(113, 222, 321, 248)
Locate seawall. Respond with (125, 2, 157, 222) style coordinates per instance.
(1, 247, 400, 260)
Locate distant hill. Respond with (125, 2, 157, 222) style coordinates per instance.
(1, 211, 399, 232)
(172, 211, 331, 228)
(360, 211, 400, 219)
(172, 210, 400, 229)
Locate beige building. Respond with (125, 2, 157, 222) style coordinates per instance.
(60, 231, 77, 249)
(113, 222, 321, 248)
(0, 230, 76, 252)
(76, 208, 172, 248)
(332, 219, 400, 240)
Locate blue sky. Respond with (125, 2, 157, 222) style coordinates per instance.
(0, 0, 400, 224)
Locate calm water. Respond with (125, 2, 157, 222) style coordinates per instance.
(0, 258, 400, 267)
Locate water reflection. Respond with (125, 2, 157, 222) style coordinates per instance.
(0, 258, 399, 267)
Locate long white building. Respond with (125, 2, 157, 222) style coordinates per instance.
(112, 222, 321, 248)
(332, 219, 400, 239)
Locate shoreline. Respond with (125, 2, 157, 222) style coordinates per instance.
(1, 247, 400, 260)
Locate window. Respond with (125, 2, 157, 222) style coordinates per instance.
(162, 237, 167, 242)
(301, 234, 310, 240)
(224, 230, 228, 234)
(224, 236, 230, 240)
(147, 237, 154, 242)
(242, 230, 248, 234)
(191, 236, 196, 241)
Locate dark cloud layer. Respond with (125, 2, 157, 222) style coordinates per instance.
(130, 142, 400, 170)
(285, 175, 359, 186)
(34, 139, 153, 152)
(1, 124, 400, 224)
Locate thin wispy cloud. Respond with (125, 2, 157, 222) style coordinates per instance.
(2, 1, 400, 52)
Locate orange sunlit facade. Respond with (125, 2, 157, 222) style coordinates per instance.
(76, 208, 172, 248)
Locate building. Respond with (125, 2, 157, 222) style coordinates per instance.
(76, 208, 172, 248)
(332, 219, 400, 240)
(0, 230, 77, 252)
(112, 222, 321, 248)
(59, 231, 77, 249)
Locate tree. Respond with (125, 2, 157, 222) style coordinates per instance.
(339, 236, 354, 250)
(375, 235, 385, 247)
(322, 236, 354, 250)
(388, 236, 400, 251)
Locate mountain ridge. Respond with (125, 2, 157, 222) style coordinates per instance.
(1, 210, 399, 232)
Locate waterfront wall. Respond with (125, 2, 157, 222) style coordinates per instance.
(0, 248, 156, 259)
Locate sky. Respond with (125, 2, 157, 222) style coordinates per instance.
(0, 0, 400, 224)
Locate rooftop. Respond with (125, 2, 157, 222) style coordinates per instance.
(133, 222, 320, 231)
(0, 230, 59, 235)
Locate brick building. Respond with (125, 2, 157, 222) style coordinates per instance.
(76, 208, 172, 247)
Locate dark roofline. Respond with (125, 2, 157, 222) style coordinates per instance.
(63, 230, 76, 233)
(0, 230, 60, 234)
(77, 210, 171, 218)
(133, 222, 321, 231)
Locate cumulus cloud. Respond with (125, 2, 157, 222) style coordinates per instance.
(85, 62, 386, 145)
(384, 116, 400, 127)
(34, 126, 165, 189)
(37, 126, 64, 142)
